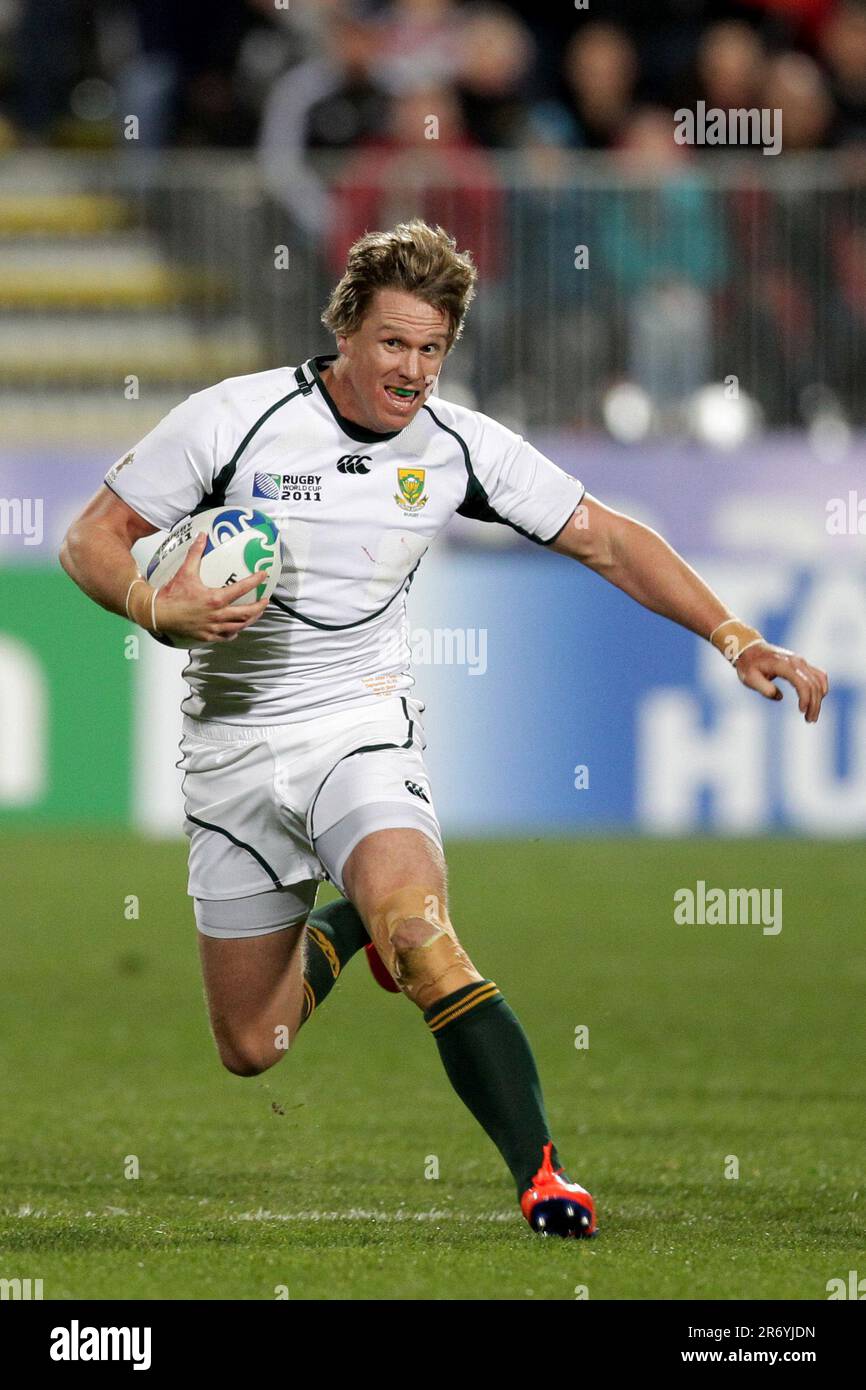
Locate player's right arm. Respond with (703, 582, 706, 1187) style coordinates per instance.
(60, 485, 268, 643)
(61, 386, 270, 643)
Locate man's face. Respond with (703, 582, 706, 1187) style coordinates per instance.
(334, 289, 451, 432)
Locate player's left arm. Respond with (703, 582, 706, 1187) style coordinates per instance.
(550, 493, 829, 723)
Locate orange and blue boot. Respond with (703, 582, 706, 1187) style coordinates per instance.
(520, 1142, 597, 1238)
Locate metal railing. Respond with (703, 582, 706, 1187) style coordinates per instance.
(1, 151, 865, 437)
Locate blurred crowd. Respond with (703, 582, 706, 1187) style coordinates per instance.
(3, 0, 866, 429)
(4, 0, 866, 154)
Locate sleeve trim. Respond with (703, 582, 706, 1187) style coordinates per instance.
(539, 481, 587, 546)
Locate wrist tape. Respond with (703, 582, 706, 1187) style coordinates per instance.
(127, 578, 158, 633)
(709, 618, 764, 665)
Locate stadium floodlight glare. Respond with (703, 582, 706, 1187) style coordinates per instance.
(808, 410, 851, 463)
(601, 382, 653, 443)
(687, 383, 760, 450)
(800, 384, 852, 463)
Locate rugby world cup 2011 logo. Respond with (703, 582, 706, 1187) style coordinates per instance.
(395, 467, 428, 514)
(206, 508, 280, 599)
(252, 473, 281, 501)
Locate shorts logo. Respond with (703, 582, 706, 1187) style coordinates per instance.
(337, 454, 371, 474)
(253, 473, 322, 502)
(404, 779, 430, 803)
(395, 468, 428, 514)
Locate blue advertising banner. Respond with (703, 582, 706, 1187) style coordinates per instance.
(1, 434, 863, 833)
(408, 546, 863, 834)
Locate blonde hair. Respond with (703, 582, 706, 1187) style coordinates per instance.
(322, 219, 477, 350)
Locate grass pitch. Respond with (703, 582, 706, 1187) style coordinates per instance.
(1, 832, 863, 1301)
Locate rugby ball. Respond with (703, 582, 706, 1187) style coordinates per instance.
(145, 506, 282, 642)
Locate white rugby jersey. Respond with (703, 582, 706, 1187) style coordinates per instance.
(106, 355, 585, 723)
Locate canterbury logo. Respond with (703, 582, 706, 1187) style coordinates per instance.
(337, 454, 372, 474)
(404, 780, 430, 803)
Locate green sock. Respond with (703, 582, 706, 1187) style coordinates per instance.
(301, 897, 369, 1023)
(424, 980, 559, 1195)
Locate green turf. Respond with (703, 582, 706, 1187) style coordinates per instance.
(1, 832, 864, 1300)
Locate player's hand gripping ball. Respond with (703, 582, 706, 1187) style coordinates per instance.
(146, 507, 282, 647)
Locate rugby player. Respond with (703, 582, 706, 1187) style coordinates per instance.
(60, 219, 828, 1238)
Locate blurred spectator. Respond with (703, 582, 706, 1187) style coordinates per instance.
(508, 0, 716, 112)
(829, 219, 866, 415)
(4, 0, 866, 432)
(368, 0, 462, 95)
(259, 11, 389, 242)
(328, 82, 506, 398)
(559, 24, 639, 150)
(764, 50, 834, 150)
(695, 19, 767, 111)
(505, 114, 610, 427)
(579, 0, 720, 107)
(726, 55, 837, 423)
(328, 83, 505, 279)
(246, 0, 365, 48)
(118, 0, 258, 148)
(596, 107, 730, 411)
(819, 0, 866, 145)
(453, 3, 535, 148)
(735, 0, 836, 46)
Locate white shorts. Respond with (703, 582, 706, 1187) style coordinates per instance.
(177, 695, 442, 936)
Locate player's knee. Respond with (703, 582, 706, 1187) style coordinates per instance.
(215, 1030, 288, 1077)
(389, 919, 480, 1010)
(369, 885, 482, 1008)
(220, 1052, 264, 1078)
(390, 918, 441, 954)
